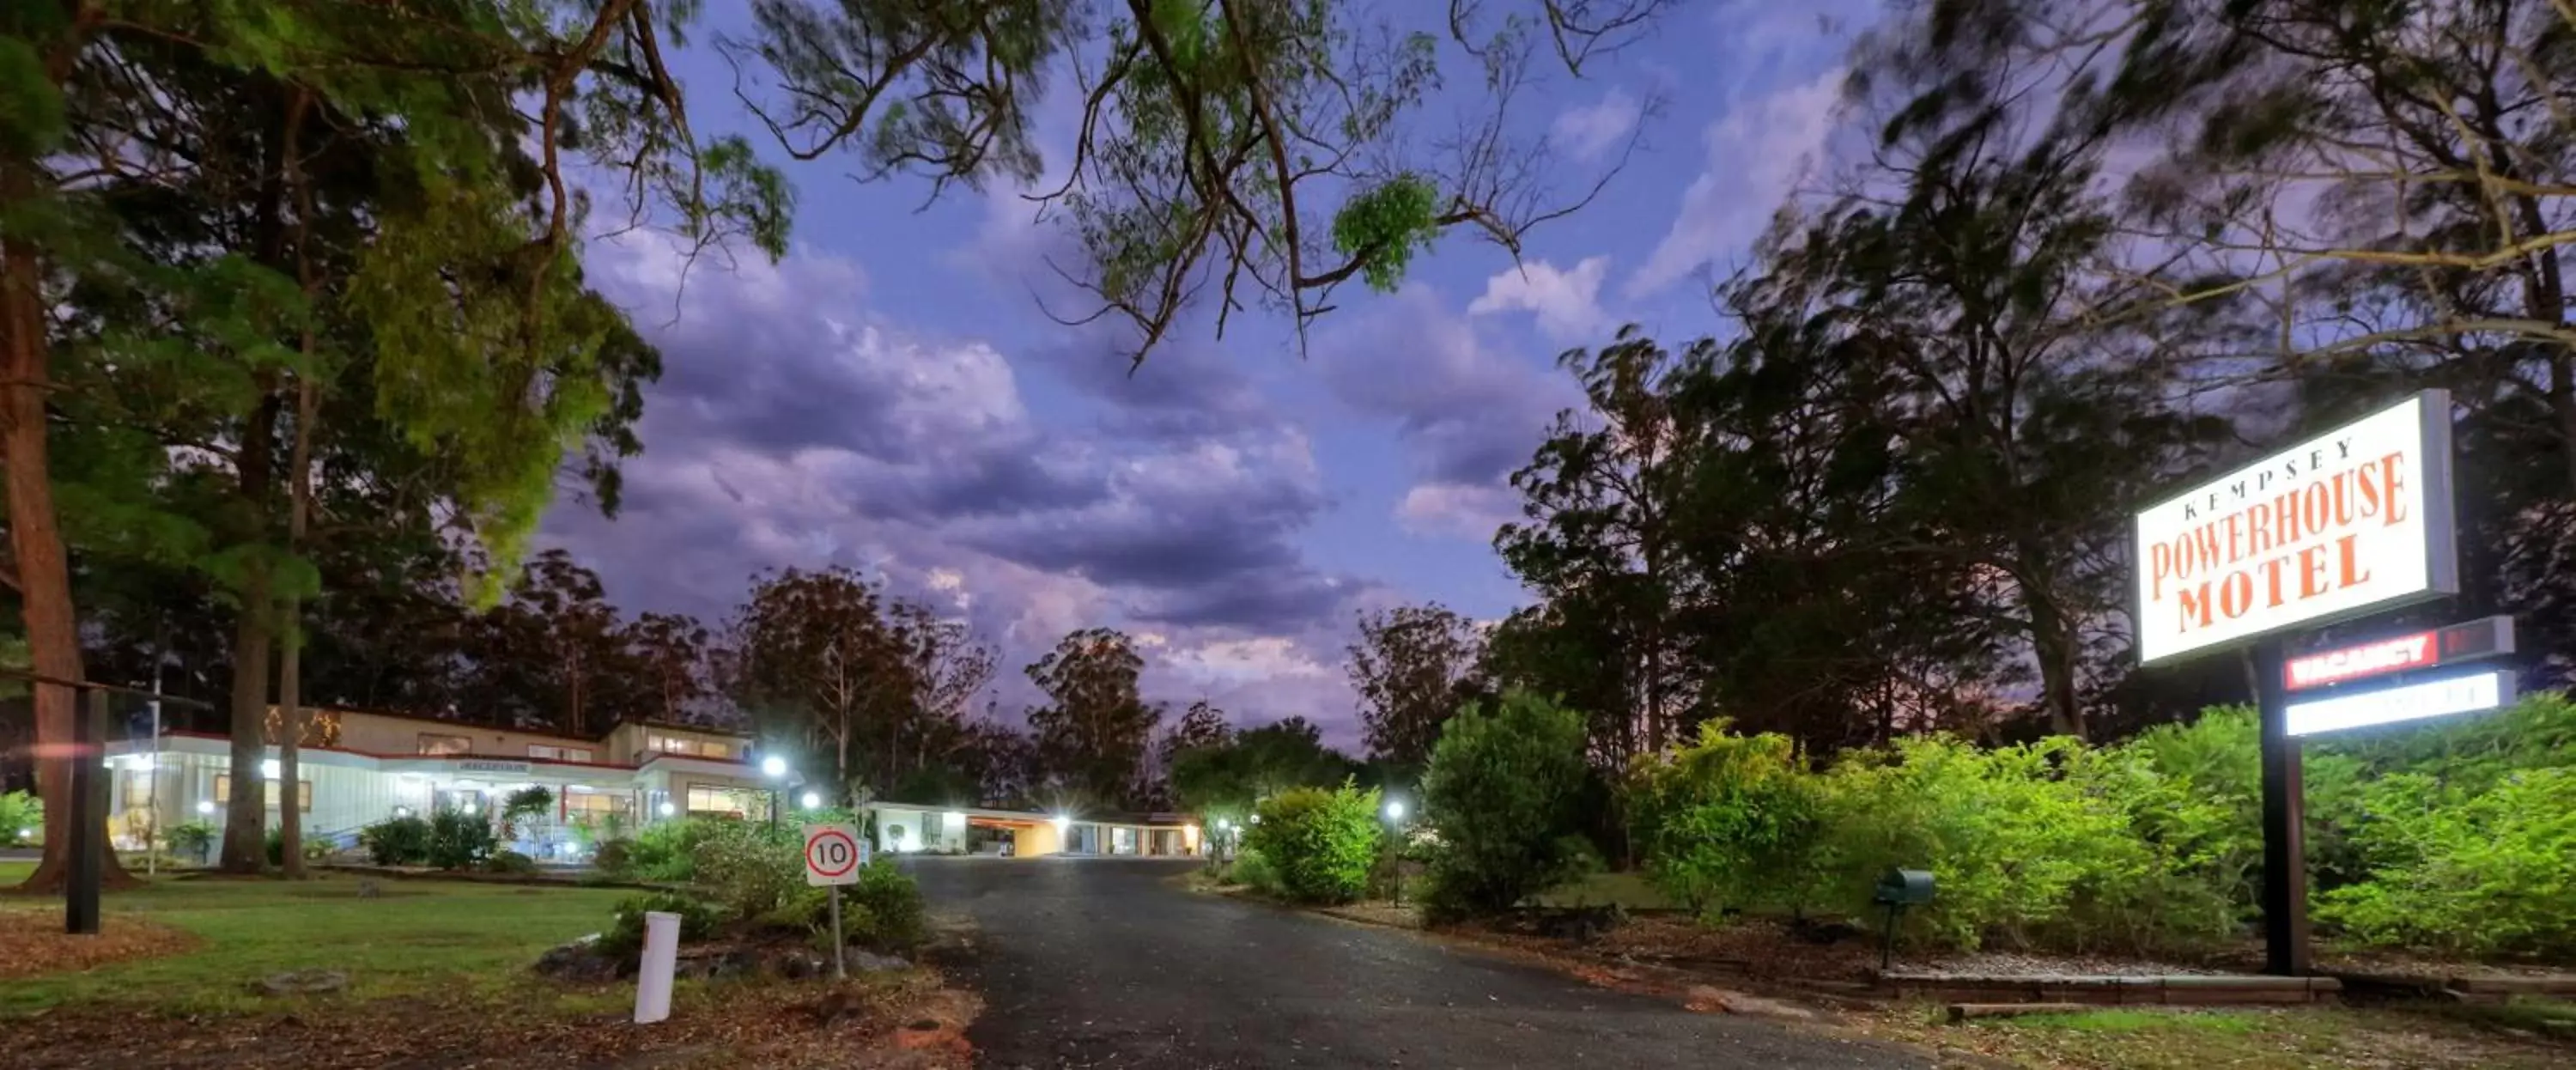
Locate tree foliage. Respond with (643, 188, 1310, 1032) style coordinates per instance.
(1024, 627, 1163, 808)
(1417, 690, 1596, 919)
(1346, 602, 1485, 770)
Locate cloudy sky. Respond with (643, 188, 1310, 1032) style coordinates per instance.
(540, 2, 1878, 745)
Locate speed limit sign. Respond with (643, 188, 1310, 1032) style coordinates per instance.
(803, 823, 866, 886)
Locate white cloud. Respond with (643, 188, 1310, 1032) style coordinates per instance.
(1625, 65, 1845, 300)
(1467, 257, 1614, 345)
(1396, 483, 1522, 543)
(1550, 89, 1643, 163)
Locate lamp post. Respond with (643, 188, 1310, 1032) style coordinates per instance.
(760, 755, 791, 831)
(1383, 799, 1407, 906)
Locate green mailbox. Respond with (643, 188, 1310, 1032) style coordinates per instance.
(1872, 868, 1935, 971)
(1874, 868, 1936, 907)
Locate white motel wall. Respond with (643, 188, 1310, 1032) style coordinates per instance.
(103, 708, 768, 860)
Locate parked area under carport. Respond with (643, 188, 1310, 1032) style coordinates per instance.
(869, 804, 1201, 858)
(905, 856, 1926, 1069)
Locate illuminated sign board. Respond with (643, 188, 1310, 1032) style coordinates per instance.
(2282, 616, 2515, 692)
(2136, 392, 2456, 664)
(2283, 670, 2514, 737)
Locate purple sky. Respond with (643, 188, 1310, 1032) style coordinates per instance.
(539, 3, 1878, 745)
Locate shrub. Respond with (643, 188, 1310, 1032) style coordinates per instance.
(426, 807, 497, 870)
(486, 848, 540, 875)
(1626, 724, 1825, 921)
(845, 858, 928, 950)
(689, 819, 805, 922)
(591, 837, 635, 877)
(360, 816, 434, 866)
(1230, 847, 1283, 896)
(627, 818, 721, 882)
(0, 790, 40, 845)
(1242, 782, 1382, 904)
(1418, 690, 1597, 920)
(596, 891, 721, 960)
(503, 787, 555, 821)
(2315, 767, 2576, 958)
(167, 818, 218, 861)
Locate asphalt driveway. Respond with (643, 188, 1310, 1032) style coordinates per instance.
(905, 857, 1928, 1070)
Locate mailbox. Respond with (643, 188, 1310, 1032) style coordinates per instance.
(1874, 868, 1935, 907)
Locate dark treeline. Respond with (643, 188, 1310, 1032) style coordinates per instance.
(1349, 0, 2576, 773)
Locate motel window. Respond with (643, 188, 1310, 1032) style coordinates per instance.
(418, 733, 472, 756)
(563, 791, 631, 822)
(684, 785, 755, 818)
(528, 745, 595, 763)
(652, 734, 735, 760)
(214, 775, 313, 812)
(120, 769, 157, 808)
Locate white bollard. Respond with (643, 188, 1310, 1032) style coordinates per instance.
(634, 910, 679, 1024)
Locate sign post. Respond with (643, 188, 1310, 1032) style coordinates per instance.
(2132, 390, 2505, 977)
(803, 823, 868, 980)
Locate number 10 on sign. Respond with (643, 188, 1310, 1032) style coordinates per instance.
(803, 824, 868, 979)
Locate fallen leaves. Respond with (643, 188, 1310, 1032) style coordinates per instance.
(0, 906, 203, 981)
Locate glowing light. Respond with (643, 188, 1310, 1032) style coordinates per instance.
(800, 791, 823, 810)
(259, 758, 281, 778)
(1385, 799, 1406, 821)
(658, 801, 677, 817)
(195, 800, 215, 816)
(760, 755, 788, 778)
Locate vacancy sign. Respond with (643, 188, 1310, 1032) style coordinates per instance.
(2283, 616, 2515, 692)
(2285, 670, 2514, 737)
(804, 824, 866, 886)
(2136, 391, 2458, 664)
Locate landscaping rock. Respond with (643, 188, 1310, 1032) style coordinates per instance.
(848, 950, 911, 973)
(258, 969, 350, 996)
(776, 951, 826, 980)
(1684, 985, 1816, 1021)
(534, 934, 620, 982)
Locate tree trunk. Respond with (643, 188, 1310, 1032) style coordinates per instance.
(2026, 591, 2086, 740)
(219, 390, 283, 873)
(277, 377, 315, 878)
(2, 191, 135, 893)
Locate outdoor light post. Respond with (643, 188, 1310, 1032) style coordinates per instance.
(1382, 799, 1407, 906)
(760, 755, 791, 831)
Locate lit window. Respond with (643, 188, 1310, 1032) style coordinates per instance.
(684, 785, 755, 818)
(564, 792, 631, 822)
(652, 735, 736, 760)
(214, 775, 313, 812)
(529, 745, 596, 763)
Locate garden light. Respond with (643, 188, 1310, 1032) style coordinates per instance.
(761, 755, 788, 778)
(800, 790, 822, 810)
(658, 801, 677, 817)
(1216, 818, 1230, 831)
(194, 799, 215, 815)
(1384, 799, 1405, 821)
(259, 758, 280, 778)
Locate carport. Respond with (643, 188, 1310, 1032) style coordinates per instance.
(867, 802, 1201, 858)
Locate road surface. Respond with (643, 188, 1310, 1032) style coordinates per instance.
(906, 857, 1927, 1070)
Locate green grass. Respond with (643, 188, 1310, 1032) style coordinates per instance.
(0, 860, 33, 885)
(3, 872, 629, 1014)
(2005, 1008, 2266, 1036)
(1532, 870, 1678, 910)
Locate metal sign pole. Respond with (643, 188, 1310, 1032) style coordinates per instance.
(2254, 636, 2312, 976)
(829, 884, 846, 980)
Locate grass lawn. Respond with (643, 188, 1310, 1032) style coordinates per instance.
(1, 871, 629, 1014)
(0, 860, 32, 885)
(1532, 870, 1678, 910)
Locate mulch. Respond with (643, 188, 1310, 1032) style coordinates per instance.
(0, 906, 204, 981)
(1462, 915, 2249, 988)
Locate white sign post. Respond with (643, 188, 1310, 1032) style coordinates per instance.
(634, 910, 678, 1024)
(803, 823, 868, 980)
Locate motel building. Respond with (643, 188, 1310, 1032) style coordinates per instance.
(866, 803, 1202, 859)
(102, 707, 770, 860)
(100, 704, 1208, 863)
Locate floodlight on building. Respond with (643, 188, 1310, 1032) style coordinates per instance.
(259, 758, 281, 778)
